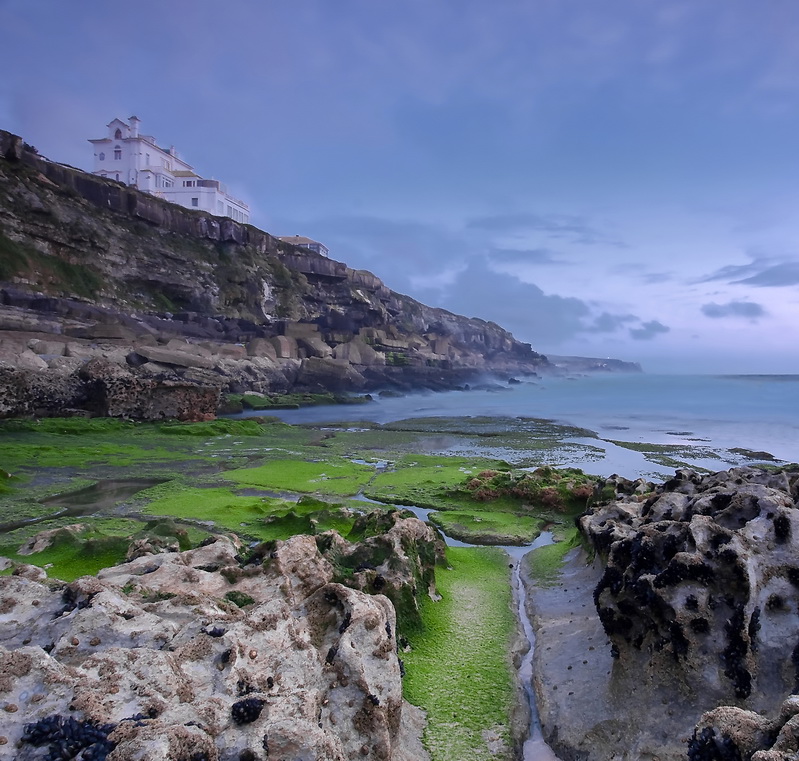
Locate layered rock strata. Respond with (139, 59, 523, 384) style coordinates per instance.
(0, 521, 437, 760)
(0, 129, 547, 417)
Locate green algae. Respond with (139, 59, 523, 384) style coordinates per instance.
(143, 486, 359, 541)
(0, 517, 208, 582)
(403, 547, 515, 761)
(428, 510, 544, 546)
(225, 458, 375, 496)
(364, 454, 501, 509)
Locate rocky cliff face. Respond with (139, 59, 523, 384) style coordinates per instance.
(0, 129, 546, 417)
(0, 515, 440, 760)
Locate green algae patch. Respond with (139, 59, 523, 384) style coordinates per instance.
(227, 391, 373, 411)
(403, 546, 515, 761)
(158, 419, 266, 437)
(364, 455, 501, 509)
(144, 487, 357, 541)
(225, 458, 375, 496)
(428, 510, 543, 546)
(456, 465, 596, 513)
(0, 518, 203, 582)
(525, 527, 582, 586)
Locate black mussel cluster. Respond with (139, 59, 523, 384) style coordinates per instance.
(21, 714, 117, 761)
(231, 697, 265, 725)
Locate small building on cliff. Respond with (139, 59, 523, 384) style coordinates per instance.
(278, 235, 329, 258)
(89, 116, 249, 224)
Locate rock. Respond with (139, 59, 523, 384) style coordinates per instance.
(246, 337, 278, 360)
(297, 334, 334, 359)
(269, 335, 298, 359)
(17, 524, 86, 555)
(0, 532, 427, 760)
(130, 345, 215, 369)
(16, 348, 48, 371)
(28, 338, 66, 356)
(296, 357, 366, 392)
(11, 563, 47, 581)
(531, 466, 799, 761)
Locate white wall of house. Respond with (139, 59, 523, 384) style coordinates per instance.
(89, 117, 249, 224)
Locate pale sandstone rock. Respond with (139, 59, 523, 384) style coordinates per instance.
(0, 534, 428, 761)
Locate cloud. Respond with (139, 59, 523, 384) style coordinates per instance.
(701, 257, 799, 287)
(701, 300, 766, 320)
(488, 248, 566, 265)
(629, 320, 670, 340)
(585, 312, 638, 333)
(465, 212, 626, 247)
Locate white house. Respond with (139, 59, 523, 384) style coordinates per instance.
(89, 116, 250, 224)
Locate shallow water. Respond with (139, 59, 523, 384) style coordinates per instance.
(0, 478, 165, 534)
(513, 548, 563, 761)
(237, 374, 799, 476)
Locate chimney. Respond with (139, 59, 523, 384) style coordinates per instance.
(129, 115, 140, 138)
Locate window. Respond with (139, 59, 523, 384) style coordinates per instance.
(191, 197, 199, 207)
(114, 128, 122, 139)
(146, 153, 150, 165)
(183, 180, 195, 187)
(217, 201, 224, 213)
(114, 146, 122, 160)
(115, 173, 120, 181)
(98, 152, 105, 161)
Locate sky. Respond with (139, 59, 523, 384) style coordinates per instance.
(1, 0, 798, 373)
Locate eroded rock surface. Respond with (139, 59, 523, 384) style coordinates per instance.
(584, 467, 799, 707)
(526, 466, 799, 761)
(0, 530, 432, 760)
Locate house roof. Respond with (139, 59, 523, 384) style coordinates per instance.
(278, 235, 326, 247)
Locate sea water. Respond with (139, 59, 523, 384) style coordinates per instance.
(240, 374, 799, 477)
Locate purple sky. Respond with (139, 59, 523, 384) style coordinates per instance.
(2, 0, 798, 373)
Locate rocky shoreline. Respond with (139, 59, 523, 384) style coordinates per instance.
(524, 465, 799, 761)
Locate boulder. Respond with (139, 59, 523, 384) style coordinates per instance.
(532, 466, 799, 761)
(269, 335, 298, 359)
(297, 334, 334, 359)
(295, 356, 366, 392)
(16, 349, 48, 371)
(246, 337, 278, 360)
(129, 344, 215, 369)
(28, 338, 66, 356)
(0, 533, 426, 761)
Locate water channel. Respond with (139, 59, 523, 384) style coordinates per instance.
(397, 501, 563, 760)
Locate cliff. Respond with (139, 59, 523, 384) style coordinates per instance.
(0, 129, 546, 417)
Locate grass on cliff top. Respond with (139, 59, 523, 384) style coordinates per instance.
(403, 546, 515, 761)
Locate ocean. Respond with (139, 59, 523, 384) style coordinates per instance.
(239, 374, 799, 480)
